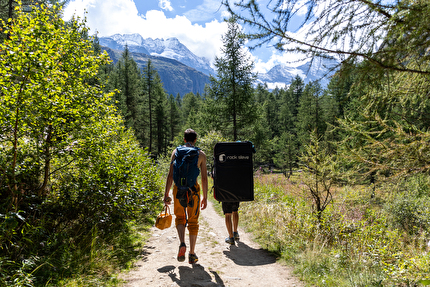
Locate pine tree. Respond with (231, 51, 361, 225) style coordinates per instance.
(278, 75, 304, 136)
(223, 0, 430, 75)
(122, 46, 139, 129)
(255, 83, 270, 104)
(289, 76, 304, 121)
(296, 81, 325, 150)
(167, 94, 181, 143)
(300, 130, 340, 223)
(273, 131, 297, 177)
(207, 17, 258, 141)
(175, 93, 182, 109)
(143, 59, 155, 154)
(319, 71, 356, 154)
(263, 92, 279, 138)
(339, 63, 430, 179)
(319, 91, 339, 154)
(153, 74, 168, 155)
(142, 59, 167, 156)
(108, 45, 145, 144)
(273, 77, 305, 174)
(181, 92, 201, 126)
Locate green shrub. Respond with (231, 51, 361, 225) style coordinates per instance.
(384, 175, 430, 234)
(241, 174, 430, 286)
(0, 4, 163, 286)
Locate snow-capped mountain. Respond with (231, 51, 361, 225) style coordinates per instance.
(258, 65, 305, 86)
(100, 33, 339, 91)
(100, 33, 215, 76)
(257, 58, 339, 89)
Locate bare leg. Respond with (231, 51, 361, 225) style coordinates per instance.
(232, 211, 239, 233)
(189, 234, 197, 254)
(176, 224, 186, 244)
(225, 213, 233, 238)
(176, 224, 187, 262)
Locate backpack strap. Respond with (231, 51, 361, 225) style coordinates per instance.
(190, 186, 200, 216)
(184, 186, 200, 226)
(184, 205, 188, 228)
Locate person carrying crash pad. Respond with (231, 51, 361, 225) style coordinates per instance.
(212, 141, 256, 245)
(163, 128, 208, 264)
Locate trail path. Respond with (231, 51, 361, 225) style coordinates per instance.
(121, 199, 303, 287)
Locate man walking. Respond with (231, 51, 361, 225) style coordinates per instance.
(164, 129, 208, 264)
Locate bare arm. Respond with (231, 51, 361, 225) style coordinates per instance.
(163, 149, 176, 205)
(199, 150, 208, 210)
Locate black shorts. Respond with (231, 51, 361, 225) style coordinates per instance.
(222, 202, 240, 214)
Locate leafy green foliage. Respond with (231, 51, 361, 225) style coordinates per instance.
(383, 175, 430, 234)
(0, 4, 162, 286)
(52, 116, 162, 229)
(0, 2, 112, 209)
(197, 131, 229, 168)
(299, 130, 341, 222)
(338, 62, 430, 180)
(240, 174, 430, 286)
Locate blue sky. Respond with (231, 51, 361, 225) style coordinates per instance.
(63, 0, 308, 73)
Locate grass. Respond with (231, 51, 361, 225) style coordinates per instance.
(41, 218, 154, 287)
(232, 172, 430, 287)
(25, 172, 429, 286)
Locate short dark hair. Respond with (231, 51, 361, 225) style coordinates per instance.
(184, 128, 197, 142)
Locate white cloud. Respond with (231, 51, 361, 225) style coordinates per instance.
(184, 0, 226, 22)
(141, 11, 228, 62)
(63, 0, 140, 35)
(158, 0, 173, 11)
(253, 49, 308, 74)
(279, 0, 309, 17)
(63, 0, 228, 63)
(294, 0, 311, 16)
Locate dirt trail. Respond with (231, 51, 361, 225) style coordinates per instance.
(121, 199, 303, 287)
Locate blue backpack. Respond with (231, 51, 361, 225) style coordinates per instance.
(172, 145, 200, 208)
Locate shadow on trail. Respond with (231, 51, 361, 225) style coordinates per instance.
(158, 264, 225, 287)
(132, 245, 155, 267)
(223, 241, 277, 266)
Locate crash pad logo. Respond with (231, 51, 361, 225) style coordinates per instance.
(219, 154, 250, 163)
(219, 154, 226, 163)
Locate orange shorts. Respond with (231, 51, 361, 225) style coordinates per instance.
(173, 183, 200, 236)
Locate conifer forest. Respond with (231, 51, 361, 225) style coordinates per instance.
(1, 0, 430, 286)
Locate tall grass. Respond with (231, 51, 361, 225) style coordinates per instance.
(0, 216, 153, 287)
(239, 172, 430, 286)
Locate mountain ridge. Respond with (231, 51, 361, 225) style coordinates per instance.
(102, 46, 210, 97)
(100, 33, 339, 94)
(258, 58, 339, 89)
(100, 34, 215, 76)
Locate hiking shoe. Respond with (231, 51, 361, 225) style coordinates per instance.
(177, 243, 186, 262)
(233, 231, 240, 241)
(188, 253, 198, 264)
(225, 237, 235, 245)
